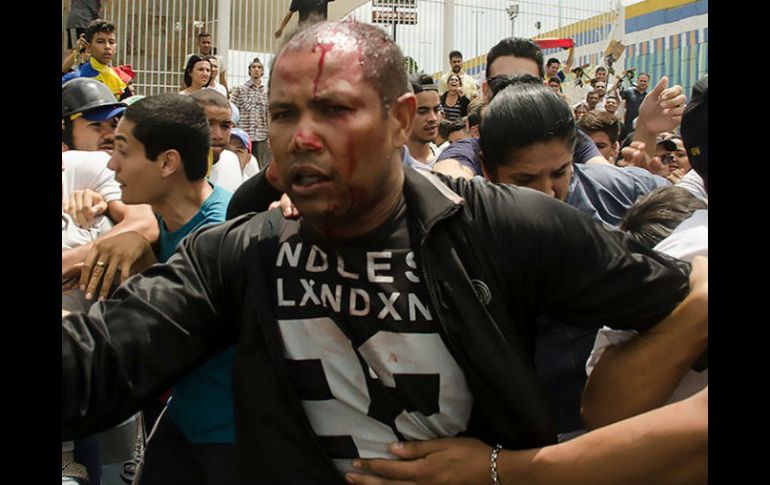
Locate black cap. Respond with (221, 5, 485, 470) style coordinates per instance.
(62, 78, 127, 119)
(655, 135, 677, 152)
(681, 76, 708, 189)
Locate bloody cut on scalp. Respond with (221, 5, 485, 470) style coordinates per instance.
(270, 20, 409, 114)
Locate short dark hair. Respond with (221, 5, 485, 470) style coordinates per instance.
(577, 110, 621, 144)
(449, 50, 463, 60)
(123, 94, 210, 181)
(410, 73, 439, 94)
(84, 19, 116, 43)
(198, 32, 212, 39)
(467, 96, 485, 129)
(546, 57, 560, 66)
(638, 72, 650, 80)
(620, 186, 707, 248)
(271, 20, 408, 115)
(184, 54, 213, 88)
(189, 88, 231, 110)
(595, 66, 607, 73)
(480, 74, 576, 178)
(548, 76, 561, 84)
(204, 54, 219, 68)
(486, 72, 541, 100)
(486, 37, 544, 79)
(438, 119, 464, 139)
(605, 94, 619, 102)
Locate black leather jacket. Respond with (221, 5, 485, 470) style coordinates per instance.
(63, 167, 690, 484)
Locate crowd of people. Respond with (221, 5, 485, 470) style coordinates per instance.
(62, 2, 708, 484)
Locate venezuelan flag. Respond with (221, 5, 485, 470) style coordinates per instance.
(62, 58, 134, 98)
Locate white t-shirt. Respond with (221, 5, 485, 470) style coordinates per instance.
(62, 150, 122, 249)
(208, 149, 260, 193)
(586, 209, 708, 404)
(242, 154, 260, 180)
(208, 82, 228, 98)
(676, 170, 707, 202)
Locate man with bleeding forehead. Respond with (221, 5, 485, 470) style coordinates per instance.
(64, 20, 701, 484)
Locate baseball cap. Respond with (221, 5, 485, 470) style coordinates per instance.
(80, 104, 126, 122)
(655, 135, 677, 152)
(230, 128, 252, 153)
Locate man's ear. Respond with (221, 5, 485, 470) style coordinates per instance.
(159, 149, 183, 178)
(482, 81, 490, 103)
(478, 151, 493, 182)
(390, 92, 416, 147)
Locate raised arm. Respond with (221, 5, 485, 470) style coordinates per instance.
(633, 77, 686, 160)
(563, 45, 575, 74)
(274, 11, 294, 39)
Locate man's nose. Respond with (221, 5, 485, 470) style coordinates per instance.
(290, 116, 323, 152)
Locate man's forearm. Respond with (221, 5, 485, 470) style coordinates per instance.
(501, 387, 707, 485)
(63, 204, 158, 277)
(581, 289, 707, 429)
(109, 204, 159, 243)
(277, 11, 293, 32)
(633, 118, 659, 159)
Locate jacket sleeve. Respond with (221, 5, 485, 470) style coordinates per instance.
(62, 216, 251, 441)
(473, 182, 691, 331)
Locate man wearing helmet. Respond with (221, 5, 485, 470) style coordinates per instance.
(62, 77, 126, 153)
(61, 78, 158, 293)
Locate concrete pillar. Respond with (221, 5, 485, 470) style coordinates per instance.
(218, 0, 231, 82)
(442, 0, 455, 72)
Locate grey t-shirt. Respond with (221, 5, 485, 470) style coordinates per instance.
(66, 0, 101, 29)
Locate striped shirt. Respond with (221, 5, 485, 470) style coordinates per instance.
(231, 79, 268, 142)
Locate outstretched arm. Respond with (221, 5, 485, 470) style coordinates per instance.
(62, 218, 244, 440)
(348, 386, 707, 485)
(581, 256, 707, 429)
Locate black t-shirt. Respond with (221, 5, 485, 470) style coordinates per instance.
(273, 198, 473, 473)
(619, 85, 646, 126)
(290, 0, 334, 22)
(440, 92, 470, 121)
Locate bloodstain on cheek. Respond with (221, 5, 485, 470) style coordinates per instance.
(311, 41, 335, 99)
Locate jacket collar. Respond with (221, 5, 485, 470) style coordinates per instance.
(246, 78, 264, 89)
(402, 164, 464, 241)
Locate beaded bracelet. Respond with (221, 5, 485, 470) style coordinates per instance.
(490, 444, 503, 485)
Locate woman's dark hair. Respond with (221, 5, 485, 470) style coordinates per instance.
(480, 74, 576, 177)
(184, 54, 212, 88)
(620, 186, 707, 248)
